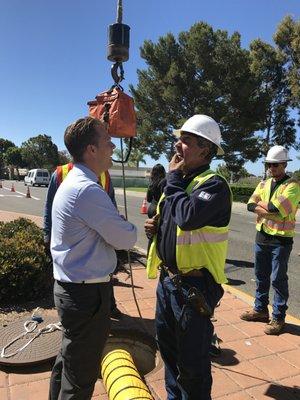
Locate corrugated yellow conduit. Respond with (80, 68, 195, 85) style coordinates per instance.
(101, 349, 154, 400)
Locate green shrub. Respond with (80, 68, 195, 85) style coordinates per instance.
(0, 218, 52, 304)
(230, 185, 255, 196)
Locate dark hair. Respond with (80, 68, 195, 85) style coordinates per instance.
(149, 164, 166, 189)
(64, 117, 103, 162)
(196, 136, 218, 162)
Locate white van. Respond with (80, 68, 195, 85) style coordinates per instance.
(24, 169, 50, 187)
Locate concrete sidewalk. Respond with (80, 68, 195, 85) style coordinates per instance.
(0, 211, 300, 399)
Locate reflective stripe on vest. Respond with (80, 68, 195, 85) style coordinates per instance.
(56, 163, 111, 194)
(252, 177, 300, 237)
(146, 170, 231, 284)
(261, 218, 295, 232)
(177, 230, 229, 245)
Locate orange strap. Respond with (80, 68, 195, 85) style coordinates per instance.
(56, 163, 74, 186)
(56, 163, 110, 194)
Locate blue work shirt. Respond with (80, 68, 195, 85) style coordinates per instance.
(51, 164, 137, 282)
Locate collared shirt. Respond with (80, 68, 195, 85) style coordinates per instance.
(43, 167, 116, 243)
(51, 164, 137, 282)
(157, 165, 232, 269)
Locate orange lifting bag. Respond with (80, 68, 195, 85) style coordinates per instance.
(87, 87, 136, 138)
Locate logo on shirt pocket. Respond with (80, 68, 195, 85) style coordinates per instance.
(198, 191, 212, 201)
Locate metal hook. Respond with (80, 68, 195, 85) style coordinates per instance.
(111, 61, 124, 85)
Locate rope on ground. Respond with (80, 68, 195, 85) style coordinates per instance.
(0, 308, 63, 359)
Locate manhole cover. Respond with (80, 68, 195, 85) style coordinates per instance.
(0, 315, 62, 366)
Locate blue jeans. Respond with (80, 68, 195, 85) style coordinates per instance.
(254, 243, 292, 321)
(155, 270, 223, 400)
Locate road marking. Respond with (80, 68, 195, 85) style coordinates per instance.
(1, 186, 40, 200)
(0, 194, 23, 198)
(15, 190, 40, 200)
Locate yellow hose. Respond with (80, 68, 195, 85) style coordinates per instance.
(101, 349, 154, 400)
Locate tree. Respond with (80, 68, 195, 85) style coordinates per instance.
(293, 169, 300, 181)
(0, 153, 6, 179)
(216, 163, 250, 183)
(0, 138, 15, 154)
(274, 16, 300, 106)
(58, 150, 72, 165)
(0, 138, 16, 179)
(128, 148, 146, 169)
(250, 39, 298, 153)
(215, 164, 230, 181)
(250, 38, 299, 178)
(114, 142, 146, 169)
(130, 22, 265, 172)
(21, 134, 59, 170)
(4, 147, 25, 179)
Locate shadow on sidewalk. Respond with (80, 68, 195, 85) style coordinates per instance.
(284, 322, 300, 336)
(212, 363, 300, 399)
(0, 360, 53, 375)
(211, 348, 240, 366)
(226, 277, 246, 286)
(263, 383, 300, 399)
(226, 259, 254, 269)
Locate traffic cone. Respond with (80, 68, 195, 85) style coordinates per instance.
(140, 198, 148, 214)
(11, 183, 15, 192)
(26, 186, 31, 198)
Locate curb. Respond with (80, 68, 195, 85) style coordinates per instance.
(223, 282, 300, 326)
(134, 246, 300, 326)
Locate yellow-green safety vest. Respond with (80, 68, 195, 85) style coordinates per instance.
(56, 163, 110, 193)
(147, 169, 231, 284)
(248, 177, 300, 237)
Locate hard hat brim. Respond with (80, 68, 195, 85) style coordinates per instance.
(173, 129, 224, 156)
(264, 158, 292, 163)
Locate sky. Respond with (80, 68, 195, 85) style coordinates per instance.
(0, 0, 299, 176)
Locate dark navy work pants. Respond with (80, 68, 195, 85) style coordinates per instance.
(254, 243, 292, 320)
(155, 269, 223, 400)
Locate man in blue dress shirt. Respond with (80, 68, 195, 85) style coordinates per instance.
(49, 117, 137, 400)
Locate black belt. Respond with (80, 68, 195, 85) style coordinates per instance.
(161, 265, 204, 279)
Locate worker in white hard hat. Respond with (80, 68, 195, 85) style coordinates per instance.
(145, 115, 232, 399)
(241, 145, 300, 335)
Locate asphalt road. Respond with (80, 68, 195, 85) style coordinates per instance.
(1, 180, 299, 318)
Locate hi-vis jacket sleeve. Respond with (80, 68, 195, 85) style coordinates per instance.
(247, 182, 263, 206)
(271, 181, 300, 218)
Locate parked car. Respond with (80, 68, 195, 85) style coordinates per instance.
(24, 169, 50, 187)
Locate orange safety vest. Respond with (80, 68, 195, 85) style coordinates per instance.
(56, 163, 111, 193)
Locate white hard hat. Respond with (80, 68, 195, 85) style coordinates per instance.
(173, 114, 224, 155)
(265, 145, 292, 163)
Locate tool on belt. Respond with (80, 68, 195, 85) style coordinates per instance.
(186, 286, 213, 317)
(163, 267, 213, 317)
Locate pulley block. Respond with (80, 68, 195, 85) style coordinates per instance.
(107, 23, 130, 63)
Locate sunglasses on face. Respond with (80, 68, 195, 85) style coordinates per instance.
(266, 163, 280, 168)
